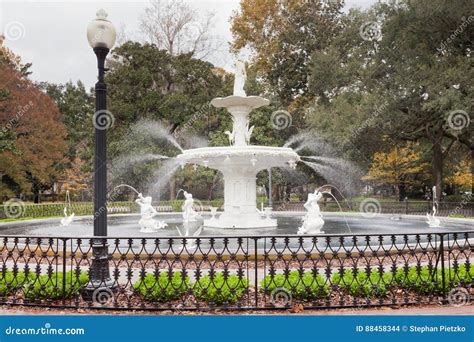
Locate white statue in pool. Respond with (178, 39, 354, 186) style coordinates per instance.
(297, 190, 325, 234)
(426, 205, 441, 228)
(233, 60, 247, 97)
(182, 191, 201, 222)
(60, 207, 75, 226)
(426, 185, 441, 228)
(60, 190, 75, 226)
(135, 193, 167, 232)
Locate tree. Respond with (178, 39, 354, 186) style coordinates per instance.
(61, 157, 90, 199)
(364, 143, 428, 200)
(372, 0, 472, 199)
(40, 81, 94, 162)
(231, 0, 344, 106)
(446, 158, 471, 191)
(305, 0, 472, 200)
(140, 0, 218, 59)
(0, 41, 67, 201)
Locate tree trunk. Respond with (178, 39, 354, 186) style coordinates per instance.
(432, 141, 443, 200)
(33, 190, 39, 204)
(397, 184, 406, 201)
(471, 147, 474, 195)
(273, 184, 281, 202)
(169, 178, 176, 201)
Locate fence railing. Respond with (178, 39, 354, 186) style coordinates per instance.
(0, 231, 472, 310)
(1, 200, 473, 220)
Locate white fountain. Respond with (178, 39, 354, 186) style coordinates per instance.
(176, 61, 300, 229)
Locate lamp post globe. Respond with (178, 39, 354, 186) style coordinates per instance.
(83, 8, 116, 302)
(87, 8, 116, 50)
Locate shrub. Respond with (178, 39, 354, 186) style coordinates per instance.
(24, 270, 89, 300)
(261, 270, 329, 300)
(193, 272, 248, 304)
(395, 264, 474, 294)
(0, 270, 30, 296)
(452, 263, 474, 285)
(133, 272, 190, 302)
(395, 265, 446, 294)
(331, 269, 393, 297)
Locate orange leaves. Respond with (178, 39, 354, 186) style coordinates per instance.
(364, 143, 428, 186)
(0, 63, 67, 195)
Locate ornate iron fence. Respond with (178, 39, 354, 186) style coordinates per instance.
(0, 231, 472, 310)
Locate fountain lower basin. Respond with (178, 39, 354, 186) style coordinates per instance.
(177, 146, 300, 229)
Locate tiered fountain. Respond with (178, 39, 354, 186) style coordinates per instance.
(176, 62, 300, 229)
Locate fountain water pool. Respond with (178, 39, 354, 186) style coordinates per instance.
(1, 213, 472, 250)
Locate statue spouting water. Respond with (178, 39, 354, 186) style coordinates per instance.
(60, 190, 75, 226)
(297, 190, 325, 234)
(175, 190, 203, 249)
(181, 191, 201, 222)
(426, 185, 441, 228)
(135, 193, 167, 232)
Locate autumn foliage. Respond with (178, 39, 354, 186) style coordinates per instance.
(0, 40, 67, 199)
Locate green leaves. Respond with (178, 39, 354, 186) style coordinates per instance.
(331, 268, 393, 297)
(262, 270, 329, 300)
(0, 270, 29, 296)
(133, 272, 190, 302)
(193, 272, 249, 304)
(23, 271, 89, 300)
(133, 271, 249, 304)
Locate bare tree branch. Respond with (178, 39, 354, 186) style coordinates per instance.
(140, 0, 219, 59)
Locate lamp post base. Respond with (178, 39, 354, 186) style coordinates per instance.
(81, 241, 116, 303)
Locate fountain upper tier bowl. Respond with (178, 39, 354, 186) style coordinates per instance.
(176, 146, 300, 171)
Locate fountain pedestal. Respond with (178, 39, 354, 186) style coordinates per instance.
(206, 166, 275, 228)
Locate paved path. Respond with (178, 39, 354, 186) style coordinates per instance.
(0, 304, 471, 315)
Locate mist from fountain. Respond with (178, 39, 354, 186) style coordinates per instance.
(301, 160, 358, 196)
(149, 158, 181, 197)
(130, 120, 184, 152)
(284, 132, 336, 156)
(283, 131, 363, 197)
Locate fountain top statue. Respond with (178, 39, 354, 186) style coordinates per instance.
(233, 60, 247, 97)
(176, 60, 300, 229)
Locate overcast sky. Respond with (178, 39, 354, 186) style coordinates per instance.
(0, 0, 377, 88)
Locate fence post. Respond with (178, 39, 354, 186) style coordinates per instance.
(62, 238, 67, 305)
(254, 238, 258, 308)
(439, 234, 446, 302)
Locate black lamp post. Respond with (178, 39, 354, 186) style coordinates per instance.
(84, 9, 116, 300)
